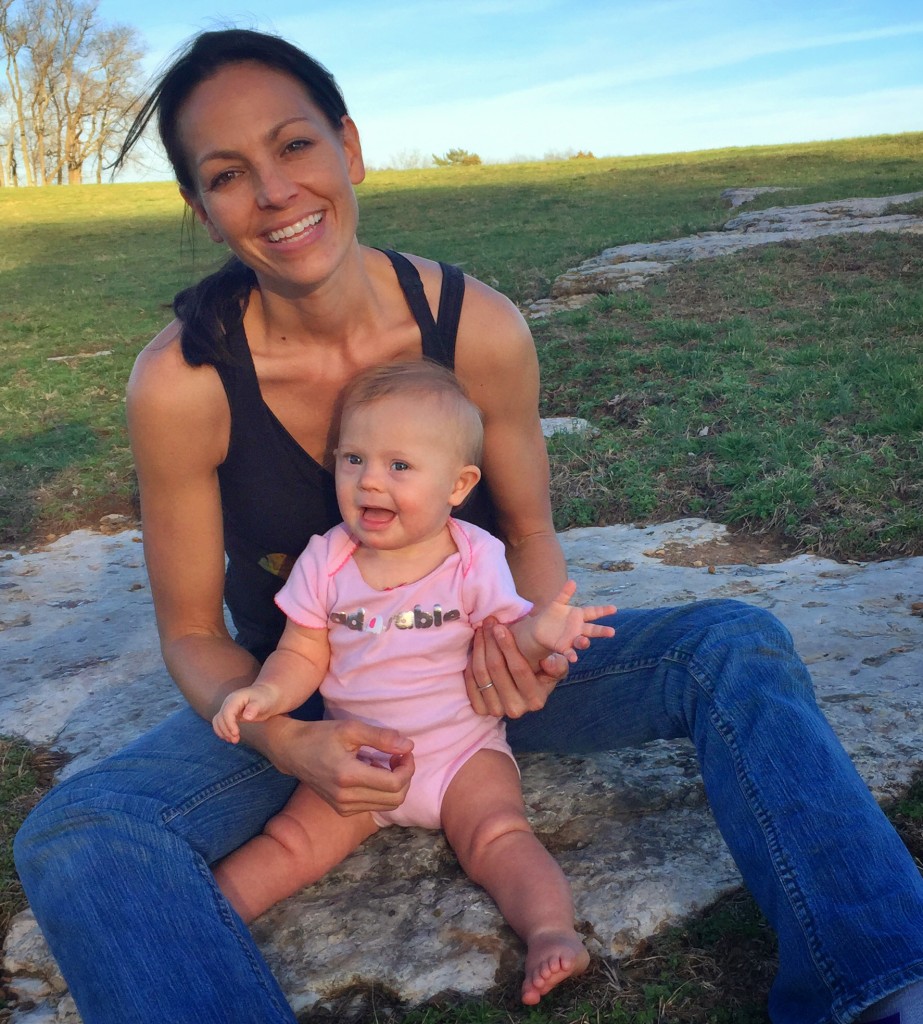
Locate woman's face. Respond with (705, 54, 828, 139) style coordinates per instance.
(177, 61, 365, 292)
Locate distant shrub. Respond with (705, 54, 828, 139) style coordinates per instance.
(543, 148, 597, 162)
(432, 148, 482, 167)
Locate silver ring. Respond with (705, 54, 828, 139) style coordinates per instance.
(477, 681, 495, 691)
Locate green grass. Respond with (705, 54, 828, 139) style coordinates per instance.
(0, 183, 210, 544)
(538, 231, 923, 558)
(2, 130, 922, 550)
(357, 132, 923, 300)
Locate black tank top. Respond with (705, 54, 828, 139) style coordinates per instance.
(213, 249, 499, 661)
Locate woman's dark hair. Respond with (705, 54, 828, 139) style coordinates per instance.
(117, 28, 347, 191)
(114, 29, 350, 367)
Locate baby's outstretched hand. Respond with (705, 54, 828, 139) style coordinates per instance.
(532, 580, 616, 663)
(212, 687, 276, 744)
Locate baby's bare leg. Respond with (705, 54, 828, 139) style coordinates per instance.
(213, 782, 378, 923)
(441, 750, 589, 1005)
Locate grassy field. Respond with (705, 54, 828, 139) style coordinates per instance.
(2, 131, 923, 1022)
(1, 130, 922, 554)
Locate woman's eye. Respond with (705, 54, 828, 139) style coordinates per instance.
(207, 169, 238, 190)
(284, 138, 313, 155)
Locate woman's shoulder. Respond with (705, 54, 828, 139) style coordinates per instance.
(398, 251, 519, 305)
(127, 319, 228, 429)
(365, 247, 533, 378)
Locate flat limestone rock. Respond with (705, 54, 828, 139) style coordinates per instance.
(534, 191, 923, 311)
(4, 521, 922, 1021)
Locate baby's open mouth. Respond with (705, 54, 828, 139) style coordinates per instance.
(361, 507, 395, 524)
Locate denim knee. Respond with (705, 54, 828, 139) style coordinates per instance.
(14, 777, 150, 908)
(657, 600, 817, 746)
(681, 598, 811, 691)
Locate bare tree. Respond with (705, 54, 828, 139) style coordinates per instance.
(1, 0, 36, 185)
(0, 0, 144, 185)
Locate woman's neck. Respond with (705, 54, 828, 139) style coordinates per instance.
(248, 244, 378, 351)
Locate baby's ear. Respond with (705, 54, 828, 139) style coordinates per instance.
(449, 464, 481, 507)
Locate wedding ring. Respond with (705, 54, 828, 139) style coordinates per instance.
(477, 681, 495, 691)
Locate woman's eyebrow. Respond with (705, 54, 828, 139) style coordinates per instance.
(267, 116, 314, 141)
(197, 117, 315, 167)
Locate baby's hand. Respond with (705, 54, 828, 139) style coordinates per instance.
(533, 580, 616, 663)
(212, 687, 277, 744)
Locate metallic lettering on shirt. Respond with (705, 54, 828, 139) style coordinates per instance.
(329, 604, 461, 635)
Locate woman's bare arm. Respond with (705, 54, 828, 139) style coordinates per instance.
(449, 274, 574, 717)
(127, 323, 255, 714)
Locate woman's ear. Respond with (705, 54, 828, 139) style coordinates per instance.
(341, 116, 366, 186)
(180, 186, 225, 244)
(449, 465, 482, 508)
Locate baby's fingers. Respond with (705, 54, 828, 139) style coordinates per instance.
(212, 712, 241, 744)
(555, 644, 579, 663)
(241, 700, 273, 722)
(582, 603, 617, 623)
(585, 621, 616, 638)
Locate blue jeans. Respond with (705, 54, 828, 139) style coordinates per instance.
(15, 600, 923, 1024)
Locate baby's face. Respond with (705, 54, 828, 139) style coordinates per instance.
(334, 395, 477, 551)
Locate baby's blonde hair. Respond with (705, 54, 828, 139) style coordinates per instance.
(339, 360, 484, 465)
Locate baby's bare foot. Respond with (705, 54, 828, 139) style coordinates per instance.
(521, 930, 590, 1005)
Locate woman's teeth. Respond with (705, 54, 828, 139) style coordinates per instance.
(268, 213, 322, 243)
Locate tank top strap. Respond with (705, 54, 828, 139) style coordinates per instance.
(379, 248, 465, 369)
(212, 318, 265, 422)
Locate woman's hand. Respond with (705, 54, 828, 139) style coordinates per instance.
(256, 715, 415, 816)
(464, 616, 570, 719)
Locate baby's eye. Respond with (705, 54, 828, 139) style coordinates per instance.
(391, 460, 410, 471)
(343, 453, 362, 465)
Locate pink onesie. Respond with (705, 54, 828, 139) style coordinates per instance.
(274, 518, 532, 829)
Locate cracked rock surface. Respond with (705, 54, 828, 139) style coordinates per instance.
(4, 521, 922, 1020)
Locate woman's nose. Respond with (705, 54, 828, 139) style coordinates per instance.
(254, 163, 298, 208)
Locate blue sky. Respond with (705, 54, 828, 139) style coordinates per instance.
(95, 0, 923, 179)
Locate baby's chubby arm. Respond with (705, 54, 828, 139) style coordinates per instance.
(212, 619, 330, 744)
(509, 580, 616, 668)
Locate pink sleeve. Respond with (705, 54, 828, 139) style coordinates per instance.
(463, 529, 533, 628)
(274, 532, 331, 629)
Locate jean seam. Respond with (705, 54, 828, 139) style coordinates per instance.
(831, 957, 923, 1024)
(685, 653, 842, 1008)
(194, 856, 296, 1023)
(564, 656, 664, 685)
(163, 758, 277, 825)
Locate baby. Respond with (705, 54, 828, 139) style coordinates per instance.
(212, 360, 615, 1004)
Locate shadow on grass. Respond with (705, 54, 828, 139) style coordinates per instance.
(0, 423, 136, 547)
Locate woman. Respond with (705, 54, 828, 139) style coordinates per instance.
(14, 28, 923, 1024)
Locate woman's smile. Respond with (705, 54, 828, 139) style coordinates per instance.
(267, 212, 324, 244)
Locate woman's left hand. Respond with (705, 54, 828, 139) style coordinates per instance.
(465, 616, 569, 718)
